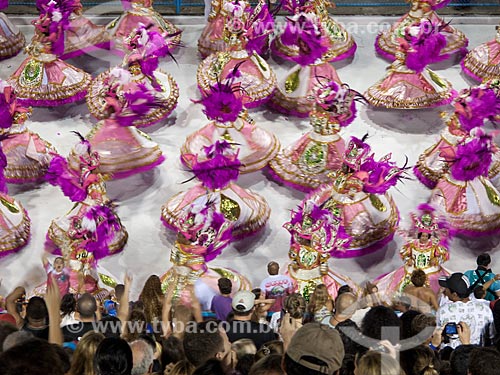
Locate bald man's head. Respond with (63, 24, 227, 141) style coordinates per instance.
(76, 294, 97, 319)
(131, 340, 153, 375)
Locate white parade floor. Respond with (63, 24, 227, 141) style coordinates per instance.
(1, 14, 499, 298)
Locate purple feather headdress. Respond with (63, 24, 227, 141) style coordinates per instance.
(81, 205, 122, 261)
(281, 12, 328, 66)
(46, 132, 99, 202)
(184, 140, 242, 190)
(283, 200, 349, 255)
(194, 79, 244, 123)
(0, 0, 7, 11)
(282, 0, 310, 14)
(33, 0, 71, 56)
(0, 81, 14, 129)
(103, 71, 162, 126)
(0, 138, 7, 194)
(453, 86, 500, 132)
(356, 154, 406, 194)
(409, 203, 451, 248)
(125, 24, 175, 79)
(402, 19, 448, 73)
(176, 198, 233, 262)
(313, 80, 365, 127)
(242, 1, 274, 54)
(46, 154, 87, 202)
(450, 128, 493, 181)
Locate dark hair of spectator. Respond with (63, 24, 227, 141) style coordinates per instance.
(468, 347, 500, 375)
(450, 345, 476, 375)
(249, 354, 284, 375)
(477, 253, 491, 267)
(361, 306, 401, 345)
(94, 337, 133, 375)
(410, 269, 427, 287)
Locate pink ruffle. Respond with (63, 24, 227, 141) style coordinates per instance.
(413, 165, 437, 190)
(265, 166, 313, 193)
(460, 58, 482, 82)
(59, 41, 111, 60)
(18, 90, 88, 107)
(108, 154, 165, 180)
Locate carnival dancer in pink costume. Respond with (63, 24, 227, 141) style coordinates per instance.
(284, 200, 358, 299)
(198, 0, 272, 58)
(0, 139, 30, 258)
(269, 12, 342, 117)
(269, 81, 363, 192)
(8, 0, 91, 106)
(61, 0, 110, 60)
(462, 26, 500, 82)
(414, 86, 500, 189)
(365, 19, 455, 109)
(375, 204, 450, 296)
(161, 199, 250, 305)
(0, 81, 57, 184)
(71, 72, 164, 179)
(181, 78, 279, 174)
(45, 135, 128, 295)
(375, 0, 467, 61)
(197, 0, 276, 109)
(0, 0, 25, 60)
(87, 24, 179, 128)
(429, 127, 500, 237)
(271, 0, 356, 63)
(162, 141, 270, 239)
(305, 136, 406, 257)
(106, 0, 181, 54)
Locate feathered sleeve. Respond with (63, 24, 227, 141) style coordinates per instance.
(355, 156, 404, 194)
(450, 130, 492, 181)
(404, 20, 448, 73)
(280, 13, 328, 66)
(45, 155, 86, 202)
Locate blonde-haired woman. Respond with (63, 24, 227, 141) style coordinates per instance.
(307, 284, 334, 322)
(355, 351, 404, 375)
(69, 331, 105, 375)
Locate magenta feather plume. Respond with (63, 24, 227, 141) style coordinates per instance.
(0, 0, 7, 11)
(282, 0, 308, 13)
(0, 142, 7, 194)
(357, 157, 403, 194)
(197, 81, 244, 123)
(244, 3, 274, 54)
(139, 29, 171, 77)
(431, 0, 452, 10)
(281, 13, 328, 66)
(46, 155, 87, 202)
(83, 205, 121, 260)
(203, 210, 232, 261)
(404, 20, 447, 73)
(314, 81, 362, 127)
(191, 141, 242, 190)
(0, 91, 13, 130)
(450, 132, 492, 181)
(112, 83, 161, 126)
(454, 87, 500, 132)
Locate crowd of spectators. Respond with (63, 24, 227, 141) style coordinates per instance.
(2, 256, 500, 375)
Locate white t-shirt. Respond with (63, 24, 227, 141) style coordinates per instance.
(437, 299, 495, 348)
(260, 275, 293, 312)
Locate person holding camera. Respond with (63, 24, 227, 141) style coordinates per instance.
(437, 273, 494, 348)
